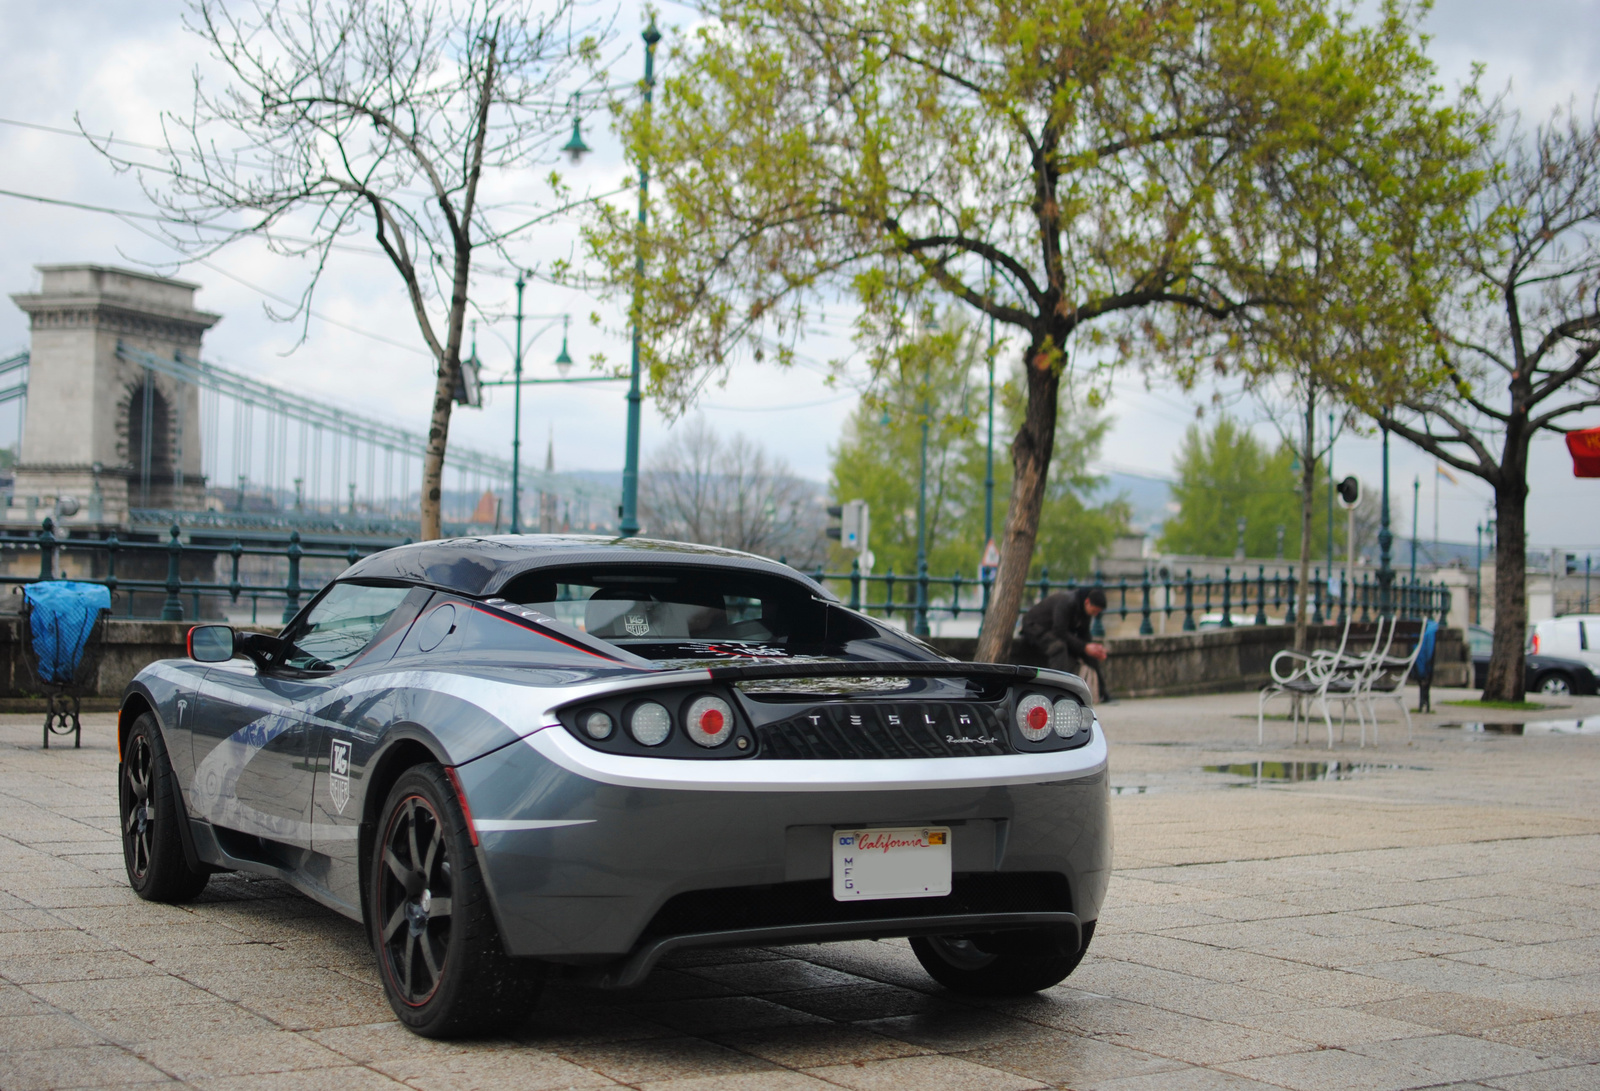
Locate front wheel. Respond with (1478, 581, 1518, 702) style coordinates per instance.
(1537, 672, 1573, 696)
(911, 921, 1094, 996)
(370, 764, 546, 1038)
(119, 712, 210, 902)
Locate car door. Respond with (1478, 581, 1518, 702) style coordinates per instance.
(189, 582, 418, 852)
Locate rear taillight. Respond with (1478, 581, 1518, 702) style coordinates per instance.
(629, 702, 672, 746)
(1016, 694, 1053, 741)
(582, 710, 614, 740)
(1053, 698, 1087, 737)
(685, 696, 734, 747)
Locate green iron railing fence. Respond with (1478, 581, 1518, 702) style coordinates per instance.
(0, 519, 1453, 634)
(796, 560, 1452, 637)
(1, 519, 395, 623)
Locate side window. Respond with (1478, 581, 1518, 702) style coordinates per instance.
(283, 583, 412, 670)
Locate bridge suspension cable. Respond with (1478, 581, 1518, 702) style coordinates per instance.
(109, 343, 609, 524)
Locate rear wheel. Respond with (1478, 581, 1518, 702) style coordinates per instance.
(119, 712, 209, 902)
(911, 920, 1094, 996)
(370, 764, 546, 1038)
(1537, 672, 1573, 696)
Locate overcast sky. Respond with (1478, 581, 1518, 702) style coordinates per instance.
(0, 0, 1596, 547)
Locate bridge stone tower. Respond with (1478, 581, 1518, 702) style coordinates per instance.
(11, 265, 217, 526)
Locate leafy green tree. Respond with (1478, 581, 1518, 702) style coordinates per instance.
(831, 314, 1126, 584)
(1341, 106, 1600, 700)
(585, 0, 1484, 661)
(1160, 418, 1337, 561)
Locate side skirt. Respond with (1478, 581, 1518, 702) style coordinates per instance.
(189, 821, 363, 923)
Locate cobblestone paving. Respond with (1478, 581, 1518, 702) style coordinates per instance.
(2, 689, 1599, 1090)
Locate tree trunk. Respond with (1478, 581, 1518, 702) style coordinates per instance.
(975, 341, 1059, 663)
(1293, 390, 1316, 652)
(420, 358, 457, 541)
(1483, 458, 1528, 702)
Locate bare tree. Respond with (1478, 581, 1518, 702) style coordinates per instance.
(90, 0, 604, 539)
(1365, 104, 1600, 700)
(640, 418, 826, 566)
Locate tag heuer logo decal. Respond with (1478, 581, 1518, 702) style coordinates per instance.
(329, 739, 352, 815)
(624, 614, 650, 636)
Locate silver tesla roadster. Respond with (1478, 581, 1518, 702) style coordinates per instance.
(117, 536, 1111, 1037)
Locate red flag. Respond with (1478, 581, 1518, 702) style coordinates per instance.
(1566, 428, 1600, 477)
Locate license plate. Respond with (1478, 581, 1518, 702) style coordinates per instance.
(832, 826, 952, 901)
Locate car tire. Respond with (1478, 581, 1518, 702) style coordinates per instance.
(119, 712, 210, 903)
(369, 764, 547, 1038)
(911, 920, 1095, 996)
(1537, 673, 1573, 696)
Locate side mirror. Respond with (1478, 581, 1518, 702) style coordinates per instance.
(187, 625, 236, 663)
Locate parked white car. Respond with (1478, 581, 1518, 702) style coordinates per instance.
(1529, 615, 1600, 671)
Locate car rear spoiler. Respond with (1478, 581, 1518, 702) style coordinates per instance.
(706, 659, 1094, 704)
(705, 659, 1037, 683)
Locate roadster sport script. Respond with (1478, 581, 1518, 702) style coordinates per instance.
(833, 826, 952, 901)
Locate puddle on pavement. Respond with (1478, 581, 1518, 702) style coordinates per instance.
(1438, 719, 1600, 736)
(1202, 760, 1424, 785)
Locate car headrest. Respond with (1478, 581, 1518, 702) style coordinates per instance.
(585, 590, 690, 640)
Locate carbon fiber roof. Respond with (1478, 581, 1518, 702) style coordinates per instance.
(340, 534, 837, 600)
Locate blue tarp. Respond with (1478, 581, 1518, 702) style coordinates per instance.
(1414, 618, 1439, 681)
(24, 582, 110, 684)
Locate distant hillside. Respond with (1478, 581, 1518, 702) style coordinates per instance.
(1089, 469, 1173, 536)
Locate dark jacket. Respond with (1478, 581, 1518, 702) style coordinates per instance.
(1020, 589, 1096, 663)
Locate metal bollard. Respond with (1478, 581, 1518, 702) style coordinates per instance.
(37, 518, 57, 581)
(229, 538, 243, 603)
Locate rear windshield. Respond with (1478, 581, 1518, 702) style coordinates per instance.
(497, 565, 851, 655)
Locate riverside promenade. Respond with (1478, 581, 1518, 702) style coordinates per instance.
(1, 688, 1597, 1090)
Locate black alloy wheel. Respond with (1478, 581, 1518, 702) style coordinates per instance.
(369, 765, 546, 1038)
(377, 792, 454, 1007)
(911, 920, 1094, 996)
(119, 712, 210, 902)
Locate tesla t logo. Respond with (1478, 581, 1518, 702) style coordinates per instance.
(624, 614, 650, 636)
(329, 740, 352, 815)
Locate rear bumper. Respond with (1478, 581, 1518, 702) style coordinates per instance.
(455, 722, 1112, 966)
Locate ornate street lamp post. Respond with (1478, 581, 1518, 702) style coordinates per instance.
(1410, 474, 1420, 585)
(1475, 522, 1483, 624)
(510, 272, 527, 532)
(1377, 422, 1394, 613)
(480, 310, 619, 528)
(619, 20, 662, 538)
(1326, 410, 1334, 578)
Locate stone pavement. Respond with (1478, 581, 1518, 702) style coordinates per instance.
(2, 687, 1599, 1090)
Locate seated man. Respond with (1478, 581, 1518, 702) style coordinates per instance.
(1018, 586, 1110, 702)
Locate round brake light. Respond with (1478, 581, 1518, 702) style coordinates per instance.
(686, 695, 733, 747)
(1016, 694, 1052, 741)
(629, 702, 672, 746)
